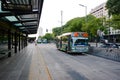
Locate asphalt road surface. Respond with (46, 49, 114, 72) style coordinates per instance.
(0, 43, 120, 80)
(37, 43, 120, 80)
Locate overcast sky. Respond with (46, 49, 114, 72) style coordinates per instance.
(29, 0, 107, 37)
(39, 0, 107, 35)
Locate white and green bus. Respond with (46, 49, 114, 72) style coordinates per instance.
(56, 32, 89, 53)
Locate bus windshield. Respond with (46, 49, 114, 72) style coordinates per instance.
(74, 39, 88, 46)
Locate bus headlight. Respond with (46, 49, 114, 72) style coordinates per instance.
(72, 47, 75, 50)
(85, 47, 88, 50)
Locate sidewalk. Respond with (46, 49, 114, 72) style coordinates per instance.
(0, 44, 51, 80)
(0, 48, 15, 59)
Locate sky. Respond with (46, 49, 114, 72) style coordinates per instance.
(29, 0, 107, 37)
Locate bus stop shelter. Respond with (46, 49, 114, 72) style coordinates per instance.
(0, 0, 44, 57)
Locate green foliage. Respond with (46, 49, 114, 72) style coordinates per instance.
(70, 22, 82, 32)
(106, 0, 120, 15)
(111, 14, 120, 29)
(42, 33, 53, 41)
(82, 15, 96, 31)
(63, 17, 84, 32)
(38, 36, 42, 38)
(68, 18, 82, 31)
(106, 0, 120, 29)
(52, 27, 62, 36)
(62, 25, 71, 33)
(52, 15, 106, 39)
(82, 15, 105, 36)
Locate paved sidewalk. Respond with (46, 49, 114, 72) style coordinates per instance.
(0, 44, 51, 80)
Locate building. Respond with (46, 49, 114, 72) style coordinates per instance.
(90, 2, 108, 18)
(90, 2, 120, 42)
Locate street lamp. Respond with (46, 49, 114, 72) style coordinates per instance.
(60, 10, 63, 34)
(78, 4, 87, 22)
(79, 4, 94, 43)
(79, 4, 90, 40)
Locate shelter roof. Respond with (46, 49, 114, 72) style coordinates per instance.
(0, 0, 44, 34)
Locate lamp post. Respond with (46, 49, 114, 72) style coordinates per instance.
(78, 4, 87, 23)
(108, 14, 111, 42)
(60, 10, 63, 34)
(79, 4, 90, 41)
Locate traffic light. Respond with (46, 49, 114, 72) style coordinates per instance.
(46, 29, 48, 32)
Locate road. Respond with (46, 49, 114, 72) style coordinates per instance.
(37, 43, 120, 80)
(0, 43, 120, 80)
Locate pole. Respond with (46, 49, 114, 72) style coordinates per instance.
(61, 10, 63, 34)
(108, 13, 111, 42)
(85, 6, 87, 23)
(78, 4, 87, 26)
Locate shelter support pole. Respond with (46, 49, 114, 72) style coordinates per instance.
(18, 34, 21, 51)
(14, 32, 17, 53)
(8, 29, 11, 57)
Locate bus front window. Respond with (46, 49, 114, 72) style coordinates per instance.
(74, 39, 88, 46)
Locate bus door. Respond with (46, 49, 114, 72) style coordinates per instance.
(60, 37, 62, 49)
(68, 36, 71, 51)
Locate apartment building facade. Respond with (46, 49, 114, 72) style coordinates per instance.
(90, 2, 120, 35)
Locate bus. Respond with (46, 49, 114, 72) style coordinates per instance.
(56, 32, 89, 53)
(37, 38, 42, 43)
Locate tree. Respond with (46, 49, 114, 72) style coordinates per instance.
(106, 0, 120, 29)
(81, 15, 96, 32)
(65, 17, 83, 32)
(111, 14, 120, 29)
(70, 22, 82, 32)
(106, 0, 120, 15)
(62, 17, 85, 33)
(42, 33, 53, 41)
(88, 18, 102, 35)
(52, 27, 62, 36)
(52, 15, 106, 39)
